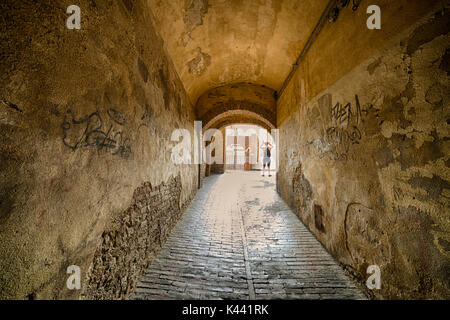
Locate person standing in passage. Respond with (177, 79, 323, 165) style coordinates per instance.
(261, 141, 272, 177)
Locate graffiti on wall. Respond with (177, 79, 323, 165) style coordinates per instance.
(61, 108, 132, 158)
(323, 94, 379, 161)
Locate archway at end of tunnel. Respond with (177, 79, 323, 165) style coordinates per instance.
(196, 83, 278, 182)
(203, 124, 278, 178)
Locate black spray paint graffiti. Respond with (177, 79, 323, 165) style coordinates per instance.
(329, 95, 377, 128)
(324, 95, 379, 160)
(61, 108, 132, 158)
(325, 126, 362, 160)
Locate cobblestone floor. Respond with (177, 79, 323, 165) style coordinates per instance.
(133, 171, 366, 300)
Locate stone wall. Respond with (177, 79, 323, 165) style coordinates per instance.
(0, 0, 197, 299)
(81, 175, 183, 299)
(277, 2, 449, 299)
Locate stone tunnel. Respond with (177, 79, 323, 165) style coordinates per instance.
(0, 0, 449, 300)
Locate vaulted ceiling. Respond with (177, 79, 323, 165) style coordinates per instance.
(148, 0, 329, 105)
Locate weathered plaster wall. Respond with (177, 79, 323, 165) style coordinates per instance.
(277, 2, 449, 299)
(0, 0, 197, 299)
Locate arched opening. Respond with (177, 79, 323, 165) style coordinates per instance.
(196, 83, 277, 129)
(196, 83, 277, 181)
(202, 123, 277, 176)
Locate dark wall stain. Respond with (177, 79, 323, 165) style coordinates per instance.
(314, 204, 325, 233)
(408, 174, 450, 201)
(406, 9, 449, 55)
(374, 143, 395, 168)
(292, 164, 313, 216)
(445, 158, 450, 168)
(378, 90, 413, 132)
(439, 48, 450, 74)
(391, 205, 449, 299)
(0, 185, 16, 226)
(391, 134, 445, 170)
(141, 103, 152, 121)
(122, 0, 134, 13)
(158, 67, 170, 110)
(367, 57, 382, 75)
(438, 238, 450, 252)
(1, 99, 23, 113)
(425, 85, 444, 110)
(138, 58, 149, 83)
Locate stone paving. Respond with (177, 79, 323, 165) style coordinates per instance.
(133, 171, 366, 300)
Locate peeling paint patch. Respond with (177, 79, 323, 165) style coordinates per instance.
(180, 0, 209, 46)
(187, 47, 211, 76)
(184, 0, 208, 32)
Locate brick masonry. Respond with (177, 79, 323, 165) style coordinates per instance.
(81, 175, 184, 300)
